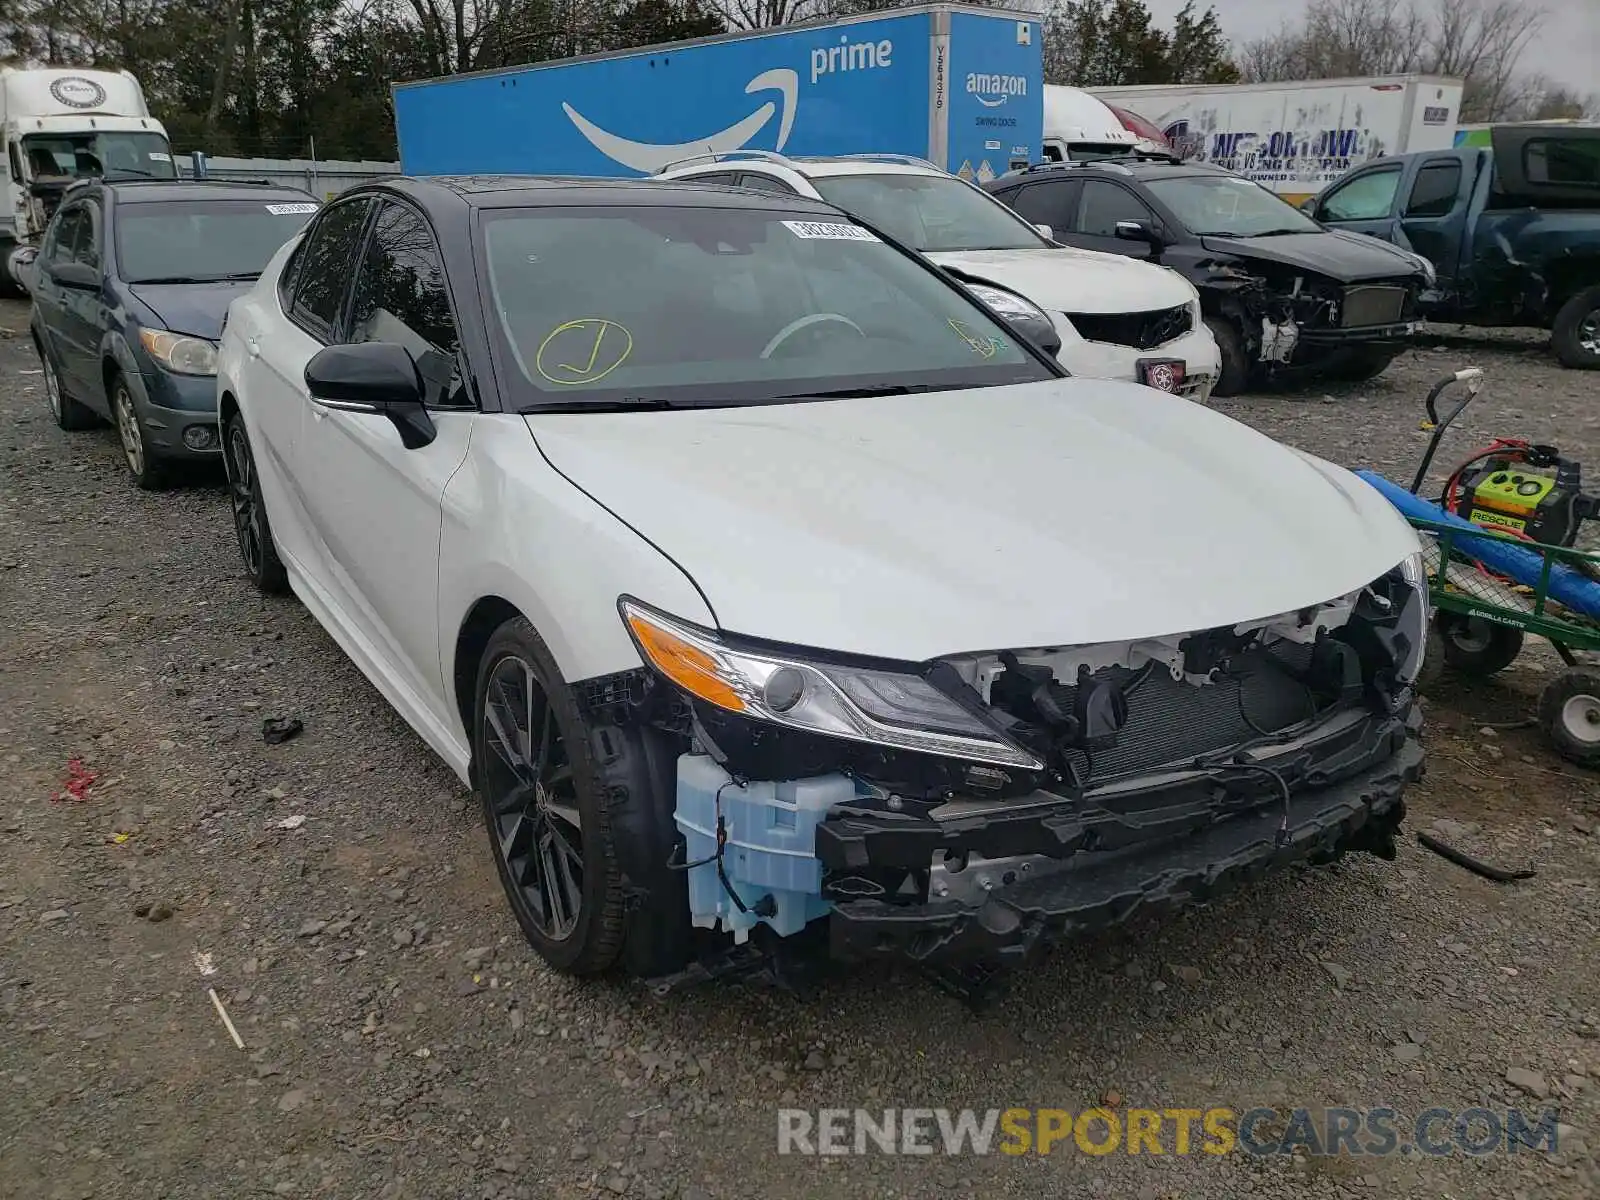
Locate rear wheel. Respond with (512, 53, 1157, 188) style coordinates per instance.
(37, 339, 97, 431)
(1436, 611, 1524, 676)
(1204, 315, 1250, 397)
(222, 409, 289, 594)
(475, 618, 627, 975)
(1552, 285, 1600, 370)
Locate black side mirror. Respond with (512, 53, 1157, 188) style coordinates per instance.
(1114, 220, 1163, 248)
(304, 342, 436, 449)
(48, 260, 101, 291)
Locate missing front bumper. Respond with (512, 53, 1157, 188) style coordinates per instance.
(825, 708, 1423, 968)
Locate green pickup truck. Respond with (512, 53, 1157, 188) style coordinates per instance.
(1308, 124, 1600, 369)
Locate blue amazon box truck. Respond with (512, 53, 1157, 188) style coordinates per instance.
(392, 3, 1043, 183)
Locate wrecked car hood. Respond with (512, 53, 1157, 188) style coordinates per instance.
(527, 380, 1419, 663)
(1200, 231, 1426, 284)
(926, 247, 1194, 314)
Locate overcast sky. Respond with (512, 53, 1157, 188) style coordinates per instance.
(1139, 0, 1599, 94)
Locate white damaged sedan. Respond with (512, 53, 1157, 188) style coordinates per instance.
(217, 175, 1427, 989)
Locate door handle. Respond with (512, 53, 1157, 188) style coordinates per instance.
(246, 337, 261, 358)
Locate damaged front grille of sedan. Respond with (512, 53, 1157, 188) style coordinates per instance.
(1063, 303, 1192, 350)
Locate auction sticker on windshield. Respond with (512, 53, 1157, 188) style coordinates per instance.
(782, 221, 879, 241)
(266, 203, 320, 215)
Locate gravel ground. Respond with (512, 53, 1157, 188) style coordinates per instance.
(2, 300, 1598, 1200)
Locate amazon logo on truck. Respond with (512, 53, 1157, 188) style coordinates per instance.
(965, 72, 1027, 108)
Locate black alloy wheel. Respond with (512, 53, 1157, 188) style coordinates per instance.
(475, 618, 625, 974)
(222, 411, 289, 594)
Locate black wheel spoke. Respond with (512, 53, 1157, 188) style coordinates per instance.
(481, 653, 585, 944)
(544, 794, 582, 833)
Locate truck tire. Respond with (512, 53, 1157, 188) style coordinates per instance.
(1552, 285, 1600, 370)
(1204, 315, 1250, 397)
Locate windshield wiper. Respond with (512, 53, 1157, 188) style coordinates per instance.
(1249, 228, 1314, 237)
(128, 272, 261, 284)
(518, 397, 680, 414)
(773, 383, 941, 399)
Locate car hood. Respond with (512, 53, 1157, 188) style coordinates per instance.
(925, 247, 1194, 313)
(128, 280, 254, 340)
(1198, 231, 1425, 283)
(527, 380, 1419, 663)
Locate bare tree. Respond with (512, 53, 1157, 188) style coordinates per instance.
(1237, 0, 1547, 122)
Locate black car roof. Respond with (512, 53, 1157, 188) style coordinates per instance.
(89, 179, 320, 205)
(345, 174, 843, 216)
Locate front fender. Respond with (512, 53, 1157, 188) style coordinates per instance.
(436, 414, 715, 736)
(102, 330, 145, 406)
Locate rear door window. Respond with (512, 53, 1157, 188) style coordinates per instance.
(1404, 162, 1462, 217)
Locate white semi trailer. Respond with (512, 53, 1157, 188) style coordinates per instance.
(1087, 75, 1464, 205)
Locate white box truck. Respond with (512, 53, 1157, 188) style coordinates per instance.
(1, 67, 177, 295)
(1086, 75, 1464, 205)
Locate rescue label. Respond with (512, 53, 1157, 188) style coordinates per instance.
(782, 221, 878, 241)
(1470, 509, 1527, 532)
(266, 203, 320, 215)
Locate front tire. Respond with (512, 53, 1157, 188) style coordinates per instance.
(1552, 285, 1600, 370)
(475, 618, 627, 975)
(222, 409, 290, 594)
(110, 373, 170, 490)
(1204, 315, 1250, 397)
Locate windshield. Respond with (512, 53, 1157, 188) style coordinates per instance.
(1145, 174, 1322, 237)
(480, 205, 1052, 409)
(23, 131, 178, 182)
(116, 199, 319, 284)
(809, 173, 1047, 252)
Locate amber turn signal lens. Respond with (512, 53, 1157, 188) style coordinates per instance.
(624, 610, 748, 713)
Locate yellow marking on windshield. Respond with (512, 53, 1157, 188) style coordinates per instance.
(948, 317, 1002, 358)
(535, 318, 634, 385)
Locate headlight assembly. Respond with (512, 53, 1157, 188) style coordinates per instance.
(140, 328, 218, 376)
(963, 281, 1051, 327)
(619, 599, 1043, 769)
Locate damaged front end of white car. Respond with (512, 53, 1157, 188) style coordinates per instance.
(596, 554, 1427, 999)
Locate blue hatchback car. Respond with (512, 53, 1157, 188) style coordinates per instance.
(29, 179, 320, 488)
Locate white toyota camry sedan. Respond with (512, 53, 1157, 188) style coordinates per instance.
(217, 176, 1427, 991)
